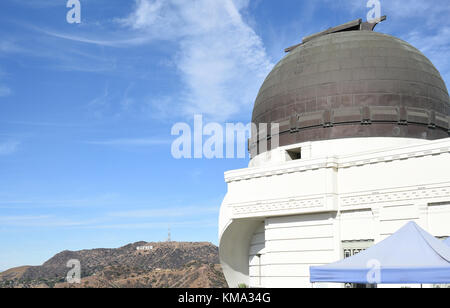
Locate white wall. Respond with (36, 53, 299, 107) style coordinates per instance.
(219, 137, 450, 288)
(261, 213, 337, 288)
(249, 223, 265, 287)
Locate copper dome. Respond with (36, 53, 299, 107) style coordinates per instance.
(251, 21, 450, 155)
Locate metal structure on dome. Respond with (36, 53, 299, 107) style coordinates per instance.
(284, 16, 387, 53)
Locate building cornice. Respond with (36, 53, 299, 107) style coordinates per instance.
(225, 138, 450, 183)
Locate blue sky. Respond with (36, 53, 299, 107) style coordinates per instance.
(0, 0, 449, 270)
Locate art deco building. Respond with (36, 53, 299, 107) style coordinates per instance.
(218, 18, 450, 288)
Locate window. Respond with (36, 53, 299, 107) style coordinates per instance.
(286, 147, 302, 161)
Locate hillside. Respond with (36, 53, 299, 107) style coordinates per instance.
(0, 242, 227, 288)
(0, 266, 32, 282)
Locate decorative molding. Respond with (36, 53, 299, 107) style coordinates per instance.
(228, 185, 450, 219)
(226, 161, 338, 183)
(339, 147, 449, 169)
(231, 196, 326, 216)
(340, 185, 450, 207)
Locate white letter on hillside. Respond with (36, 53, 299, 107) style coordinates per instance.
(66, 259, 81, 284)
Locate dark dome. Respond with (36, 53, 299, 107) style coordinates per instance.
(251, 30, 450, 154)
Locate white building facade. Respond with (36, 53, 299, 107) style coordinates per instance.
(218, 19, 450, 288)
(219, 137, 450, 288)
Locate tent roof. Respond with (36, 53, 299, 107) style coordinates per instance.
(310, 222, 450, 284)
(444, 237, 450, 246)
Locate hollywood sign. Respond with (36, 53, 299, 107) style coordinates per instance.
(136, 246, 153, 251)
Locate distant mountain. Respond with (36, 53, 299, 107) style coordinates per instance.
(0, 242, 228, 288)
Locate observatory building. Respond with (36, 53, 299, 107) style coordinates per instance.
(218, 18, 450, 288)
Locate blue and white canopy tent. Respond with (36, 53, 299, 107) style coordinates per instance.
(310, 222, 450, 284)
(444, 237, 450, 247)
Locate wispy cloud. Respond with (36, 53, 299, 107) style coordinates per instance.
(0, 141, 20, 155)
(39, 29, 151, 48)
(40, 0, 274, 121)
(82, 219, 218, 230)
(86, 138, 171, 147)
(0, 85, 11, 97)
(0, 214, 217, 230)
(0, 205, 218, 230)
(8, 0, 64, 9)
(86, 83, 139, 118)
(0, 193, 121, 209)
(0, 215, 101, 228)
(0, 26, 117, 73)
(380, 0, 450, 24)
(404, 26, 450, 87)
(386, 1, 450, 85)
(119, 0, 274, 121)
(0, 41, 23, 54)
(87, 84, 113, 118)
(0, 66, 11, 97)
(109, 206, 218, 218)
(3, 120, 87, 128)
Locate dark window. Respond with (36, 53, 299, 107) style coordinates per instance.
(286, 148, 302, 161)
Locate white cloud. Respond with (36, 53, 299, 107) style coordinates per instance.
(2, 27, 117, 73)
(0, 215, 101, 228)
(39, 29, 151, 48)
(109, 206, 218, 218)
(382, 1, 450, 86)
(381, 0, 450, 25)
(0, 41, 23, 54)
(327, 0, 450, 25)
(86, 83, 140, 118)
(0, 85, 11, 97)
(9, 0, 63, 8)
(86, 138, 171, 146)
(33, 1, 273, 121)
(0, 67, 11, 97)
(83, 219, 217, 230)
(0, 141, 20, 155)
(405, 27, 450, 86)
(119, 0, 274, 121)
(0, 193, 121, 209)
(87, 84, 112, 118)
